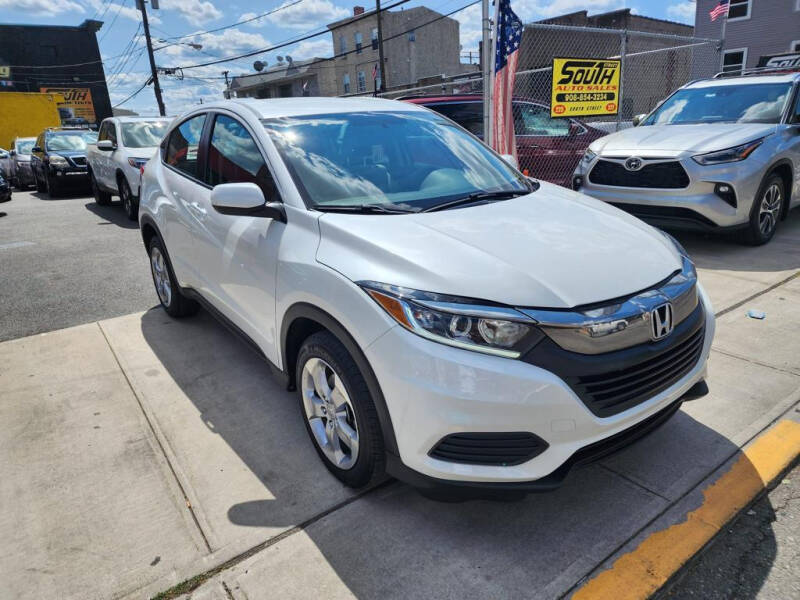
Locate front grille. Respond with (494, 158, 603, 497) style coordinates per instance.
(523, 303, 705, 417)
(609, 203, 717, 228)
(589, 160, 689, 189)
(70, 156, 87, 166)
(569, 326, 704, 417)
(429, 432, 548, 466)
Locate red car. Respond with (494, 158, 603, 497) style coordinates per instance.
(404, 95, 607, 187)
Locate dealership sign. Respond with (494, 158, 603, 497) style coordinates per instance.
(550, 58, 621, 118)
(39, 87, 97, 123)
(757, 52, 800, 69)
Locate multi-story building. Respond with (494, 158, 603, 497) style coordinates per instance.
(229, 57, 338, 99)
(694, 0, 800, 73)
(328, 5, 463, 95)
(0, 19, 111, 125)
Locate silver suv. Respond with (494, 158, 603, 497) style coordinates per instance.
(573, 71, 800, 245)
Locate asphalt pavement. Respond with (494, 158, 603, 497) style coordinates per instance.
(0, 189, 155, 342)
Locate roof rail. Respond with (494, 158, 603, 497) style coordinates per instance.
(713, 65, 800, 78)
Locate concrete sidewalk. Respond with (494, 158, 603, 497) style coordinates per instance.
(1, 223, 800, 600)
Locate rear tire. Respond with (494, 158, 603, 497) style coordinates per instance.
(91, 172, 112, 206)
(148, 236, 199, 318)
(740, 174, 785, 246)
(296, 331, 386, 488)
(35, 172, 45, 193)
(119, 177, 138, 221)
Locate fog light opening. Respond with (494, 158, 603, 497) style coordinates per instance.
(714, 183, 737, 208)
(573, 175, 583, 191)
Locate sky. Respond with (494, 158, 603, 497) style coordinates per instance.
(0, 0, 698, 115)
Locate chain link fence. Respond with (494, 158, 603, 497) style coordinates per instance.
(369, 23, 721, 187)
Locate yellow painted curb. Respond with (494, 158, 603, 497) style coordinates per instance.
(572, 419, 800, 600)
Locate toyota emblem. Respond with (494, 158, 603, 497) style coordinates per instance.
(625, 157, 643, 171)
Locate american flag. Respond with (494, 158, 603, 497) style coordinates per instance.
(492, 0, 522, 156)
(709, 0, 729, 21)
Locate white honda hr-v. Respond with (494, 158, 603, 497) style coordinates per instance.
(139, 97, 714, 498)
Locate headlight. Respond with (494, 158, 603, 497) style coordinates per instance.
(48, 154, 68, 166)
(581, 149, 597, 165)
(128, 157, 149, 169)
(692, 138, 765, 165)
(359, 282, 543, 358)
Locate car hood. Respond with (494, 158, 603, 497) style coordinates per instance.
(589, 123, 777, 155)
(315, 182, 682, 308)
(48, 149, 86, 158)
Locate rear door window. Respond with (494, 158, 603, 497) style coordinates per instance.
(164, 114, 207, 179)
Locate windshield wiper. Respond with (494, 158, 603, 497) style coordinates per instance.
(311, 203, 418, 214)
(421, 189, 529, 213)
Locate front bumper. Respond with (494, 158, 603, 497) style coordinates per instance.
(14, 162, 35, 186)
(365, 284, 714, 488)
(573, 154, 767, 230)
(48, 165, 89, 185)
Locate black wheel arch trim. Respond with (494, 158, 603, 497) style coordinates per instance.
(764, 158, 794, 219)
(281, 302, 399, 457)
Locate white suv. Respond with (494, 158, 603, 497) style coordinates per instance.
(88, 117, 171, 220)
(139, 98, 715, 498)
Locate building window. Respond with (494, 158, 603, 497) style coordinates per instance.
(728, 0, 751, 21)
(355, 32, 363, 54)
(343, 73, 351, 94)
(357, 70, 366, 93)
(371, 28, 378, 50)
(408, 30, 416, 42)
(339, 34, 346, 56)
(722, 48, 747, 74)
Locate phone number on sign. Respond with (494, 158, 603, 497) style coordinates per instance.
(555, 92, 616, 102)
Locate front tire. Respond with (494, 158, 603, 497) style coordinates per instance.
(740, 174, 785, 246)
(148, 236, 198, 318)
(45, 174, 59, 197)
(91, 172, 112, 206)
(296, 331, 386, 488)
(119, 177, 137, 221)
(35, 171, 45, 193)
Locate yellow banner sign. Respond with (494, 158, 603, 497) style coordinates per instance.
(550, 58, 621, 118)
(40, 87, 97, 123)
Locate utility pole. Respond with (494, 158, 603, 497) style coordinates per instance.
(222, 70, 230, 98)
(137, 0, 165, 116)
(375, 0, 387, 93)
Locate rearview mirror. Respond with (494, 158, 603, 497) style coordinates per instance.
(211, 182, 286, 221)
(97, 140, 115, 151)
(500, 154, 519, 170)
(632, 114, 647, 127)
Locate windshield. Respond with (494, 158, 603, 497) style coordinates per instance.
(121, 121, 169, 148)
(645, 83, 792, 126)
(46, 132, 95, 151)
(261, 111, 528, 211)
(16, 139, 35, 154)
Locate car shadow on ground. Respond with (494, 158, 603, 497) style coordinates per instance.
(29, 188, 91, 201)
(668, 210, 800, 275)
(137, 308, 779, 599)
(85, 201, 139, 229)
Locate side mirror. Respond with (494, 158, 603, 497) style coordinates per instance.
(9, 150, 16, 157)
(500, 153, 519, 170)
(31, 146, 42, 153)
(97, 140, 115, 151)
(211, 182, 286, 221)
(632, 114, 647, 127)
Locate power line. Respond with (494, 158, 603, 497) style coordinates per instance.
(175, 0, 414, 70)
(100, 0, 130, 43)
(112, 77, 152, 107)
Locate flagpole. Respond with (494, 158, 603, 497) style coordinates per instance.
(718, 6, 728, 72)
(488, 0, 500, 149)
(482, 0, 492, 147)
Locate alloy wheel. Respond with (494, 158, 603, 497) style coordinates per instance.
(150, 246, 172, 306)
(121, 182, 131, 214)
(758, 183, 782, 237)
(301, 357, 360, 470)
